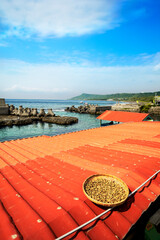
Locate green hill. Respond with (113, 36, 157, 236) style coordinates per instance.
(70, 91, 160, 102)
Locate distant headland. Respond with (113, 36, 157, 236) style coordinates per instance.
(68, 91, 160, 119)
(70, 91, 160, 102)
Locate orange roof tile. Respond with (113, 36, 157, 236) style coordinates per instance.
(0, 121, 160, 239)
(97, 110, 150, 122)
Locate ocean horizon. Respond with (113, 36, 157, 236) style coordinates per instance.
(0, 99, 118, 142)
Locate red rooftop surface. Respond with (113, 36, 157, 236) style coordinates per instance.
(97, 110, 150, 122)
(0, 121, 160, 240)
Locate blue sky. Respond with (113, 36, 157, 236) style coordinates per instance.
(0, 0, 160, 99)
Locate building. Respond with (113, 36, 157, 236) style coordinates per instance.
(97, 110, 153, 126)
(0, 98, 9, 115)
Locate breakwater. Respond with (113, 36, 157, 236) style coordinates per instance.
(0, 104, 78, 127)
(65, 104, 111, 114)
(65, 102, 160, 118)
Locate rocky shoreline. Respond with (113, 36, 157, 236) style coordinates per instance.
(65, 104, 112, 115)
(1, 102, 160, 128)
(0, 104, 78, 128)
(65, 103, 160, 120)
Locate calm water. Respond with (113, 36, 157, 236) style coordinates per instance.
(0, 99, 118, 142)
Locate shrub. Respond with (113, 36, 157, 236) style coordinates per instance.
(140, 104, 151, 113)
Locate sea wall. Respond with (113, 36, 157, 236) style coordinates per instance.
(0, 104, 78, 127)
(65, 102, 160, 120)
(65, 104, 111, 114)
(148, 106, 160, 115)
(113, 103, 160, 119)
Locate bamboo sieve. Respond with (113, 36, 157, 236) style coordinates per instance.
(83, 174, 129, 207)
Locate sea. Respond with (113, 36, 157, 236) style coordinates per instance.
(0, 99, 120, 142)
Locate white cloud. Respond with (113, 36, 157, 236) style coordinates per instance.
(0, 42, 8, 47)
(0, 58, 160, 99)
(154, 64, 160, 71)
(5, 85, 68, 93)
(0, 0, 121, 38)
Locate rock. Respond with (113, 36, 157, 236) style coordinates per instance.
(89, 106, 97, 114)
(0, 119, 13, 127)
(65, 104, 96, 114)
(21, 109, 30, 117)
(46, 109, 55, 117)
(13, 108, 18, 115)
(42, 116, 78, 125)
(30, 116, 40, 121)
(26, 108, 31, 114)
(13, 118, 33, 126)
(0, 104, 79, 128)
(70, 105, 77, 112)
(38, 109, 45, 117)
(0, 117, 33, 127)
(9, 105, 15, 114)
(31, 108, 38, 116)
(17, 106, 23, 116)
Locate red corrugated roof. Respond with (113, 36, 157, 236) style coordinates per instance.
(97, 110, 150, 122)
(0, 122, 160, 240)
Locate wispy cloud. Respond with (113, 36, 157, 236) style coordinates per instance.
(154, 64, 160, 71)
(5, 85, 68, 93)
(0, 42, 8, 47)
(0, 54, 160, 99)
(36, 50, 160, 67)
(0, 0, 122, 38)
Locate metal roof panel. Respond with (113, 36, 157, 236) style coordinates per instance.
(97, 110, 150, 122)
(0, 121, 160, 239)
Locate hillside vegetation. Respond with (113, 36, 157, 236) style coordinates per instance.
(71, 91, 160, 102)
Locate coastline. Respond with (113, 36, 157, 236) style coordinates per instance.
(1, 99, 160, 142)
(65, 102, 160, 120)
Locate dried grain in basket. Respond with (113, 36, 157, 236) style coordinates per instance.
(83, 174, 129, 207)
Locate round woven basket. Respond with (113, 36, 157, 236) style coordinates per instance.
(83, 174, 129, 207)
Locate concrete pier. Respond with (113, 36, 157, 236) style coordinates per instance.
(0, 98, 9, 115)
